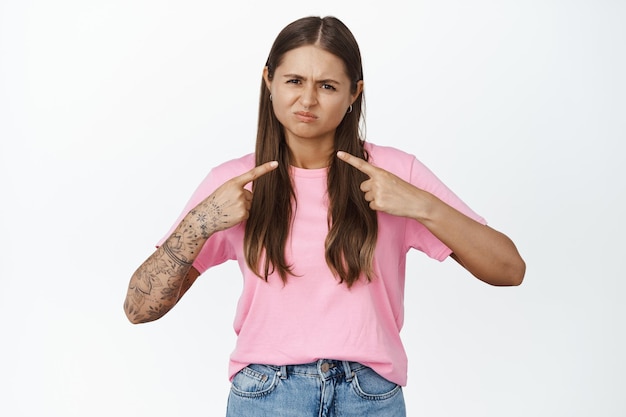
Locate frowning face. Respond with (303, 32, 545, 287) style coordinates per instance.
(264, 45, 362, 152)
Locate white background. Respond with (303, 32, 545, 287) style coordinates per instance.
(1, 0, 625, 416)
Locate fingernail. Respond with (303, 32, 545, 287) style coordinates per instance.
(337, 151, 345, 158)
(269, 161, 278, 167)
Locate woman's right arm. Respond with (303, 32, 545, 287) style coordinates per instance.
(123, 218, 207, 324)
(123, 160, 278, 324)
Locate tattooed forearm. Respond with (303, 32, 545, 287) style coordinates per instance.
(124, 249, 186, 322)
(124, 204, 217, 323)
(124, 187, 238, 323)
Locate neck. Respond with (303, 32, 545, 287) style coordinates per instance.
(286, 136, 334, 169)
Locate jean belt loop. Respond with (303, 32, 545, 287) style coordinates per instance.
(279, 365, 288, 380)
(342, 361, 354, 382)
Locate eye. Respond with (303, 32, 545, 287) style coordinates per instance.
(321, 83, 336, 91)
(286, 79, 301, 85)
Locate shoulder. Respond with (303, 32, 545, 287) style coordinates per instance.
(365, 142, 414, 160)
(364, 142, 417, 176)
(364, 142, 444, 188)
(188, 153, 255, 199)
(207, 153, 256, 183)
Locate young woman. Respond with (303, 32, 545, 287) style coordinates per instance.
(124, 16, 525, 417)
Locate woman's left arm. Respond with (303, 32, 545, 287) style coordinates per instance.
(337, 151, 525, 286)
(416, 198, 525, 286)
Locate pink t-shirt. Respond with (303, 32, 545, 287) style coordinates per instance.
(158, 143, 486, 386)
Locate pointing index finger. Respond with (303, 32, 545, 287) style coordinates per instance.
(234, 160, 279, 186)
(336, 151, 377, 176)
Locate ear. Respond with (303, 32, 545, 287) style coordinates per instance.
(263, 66, 272, 91)
(351, 80, 364, 103)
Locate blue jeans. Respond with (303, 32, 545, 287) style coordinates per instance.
(226, 359, 406, 417)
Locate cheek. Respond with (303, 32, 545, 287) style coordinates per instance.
(327, 102, 349, 122)
(271, 99, 290, 125)
(271, 91, 294, 112)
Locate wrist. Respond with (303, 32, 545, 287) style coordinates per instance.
(407, 189, 438, 224)
(162, 240, 194, 266)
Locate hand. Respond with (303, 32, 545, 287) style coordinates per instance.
(337, 151, 424, 218)
(193, 161, 279, 233)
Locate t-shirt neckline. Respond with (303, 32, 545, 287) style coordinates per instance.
(290, 165, 328, 179)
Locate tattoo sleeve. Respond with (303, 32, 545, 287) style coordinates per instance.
(124, 193, 231, 323)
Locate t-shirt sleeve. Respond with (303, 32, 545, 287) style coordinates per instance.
(155, 168, 234, 274)
(405, 156, 487, 261)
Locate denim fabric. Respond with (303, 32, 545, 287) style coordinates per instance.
(225, 359, 406, 417)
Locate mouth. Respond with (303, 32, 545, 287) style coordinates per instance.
(294, 111, 318, 122)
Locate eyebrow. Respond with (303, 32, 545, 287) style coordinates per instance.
(282, 74, 342, 85)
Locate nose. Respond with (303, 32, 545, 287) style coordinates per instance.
(300, 84, 318, 108)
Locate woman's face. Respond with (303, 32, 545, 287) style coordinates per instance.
(264, 45, 362, 149)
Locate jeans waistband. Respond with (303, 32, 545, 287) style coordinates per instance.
(275, 359, 365, 381)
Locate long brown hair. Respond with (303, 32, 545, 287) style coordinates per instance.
(244, 16, 377, 287)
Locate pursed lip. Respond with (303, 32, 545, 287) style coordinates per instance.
(294, 111, 318, 122)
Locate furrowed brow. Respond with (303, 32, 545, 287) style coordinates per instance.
(282, 74, 341, 85)
(318, 79, 341, 86)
